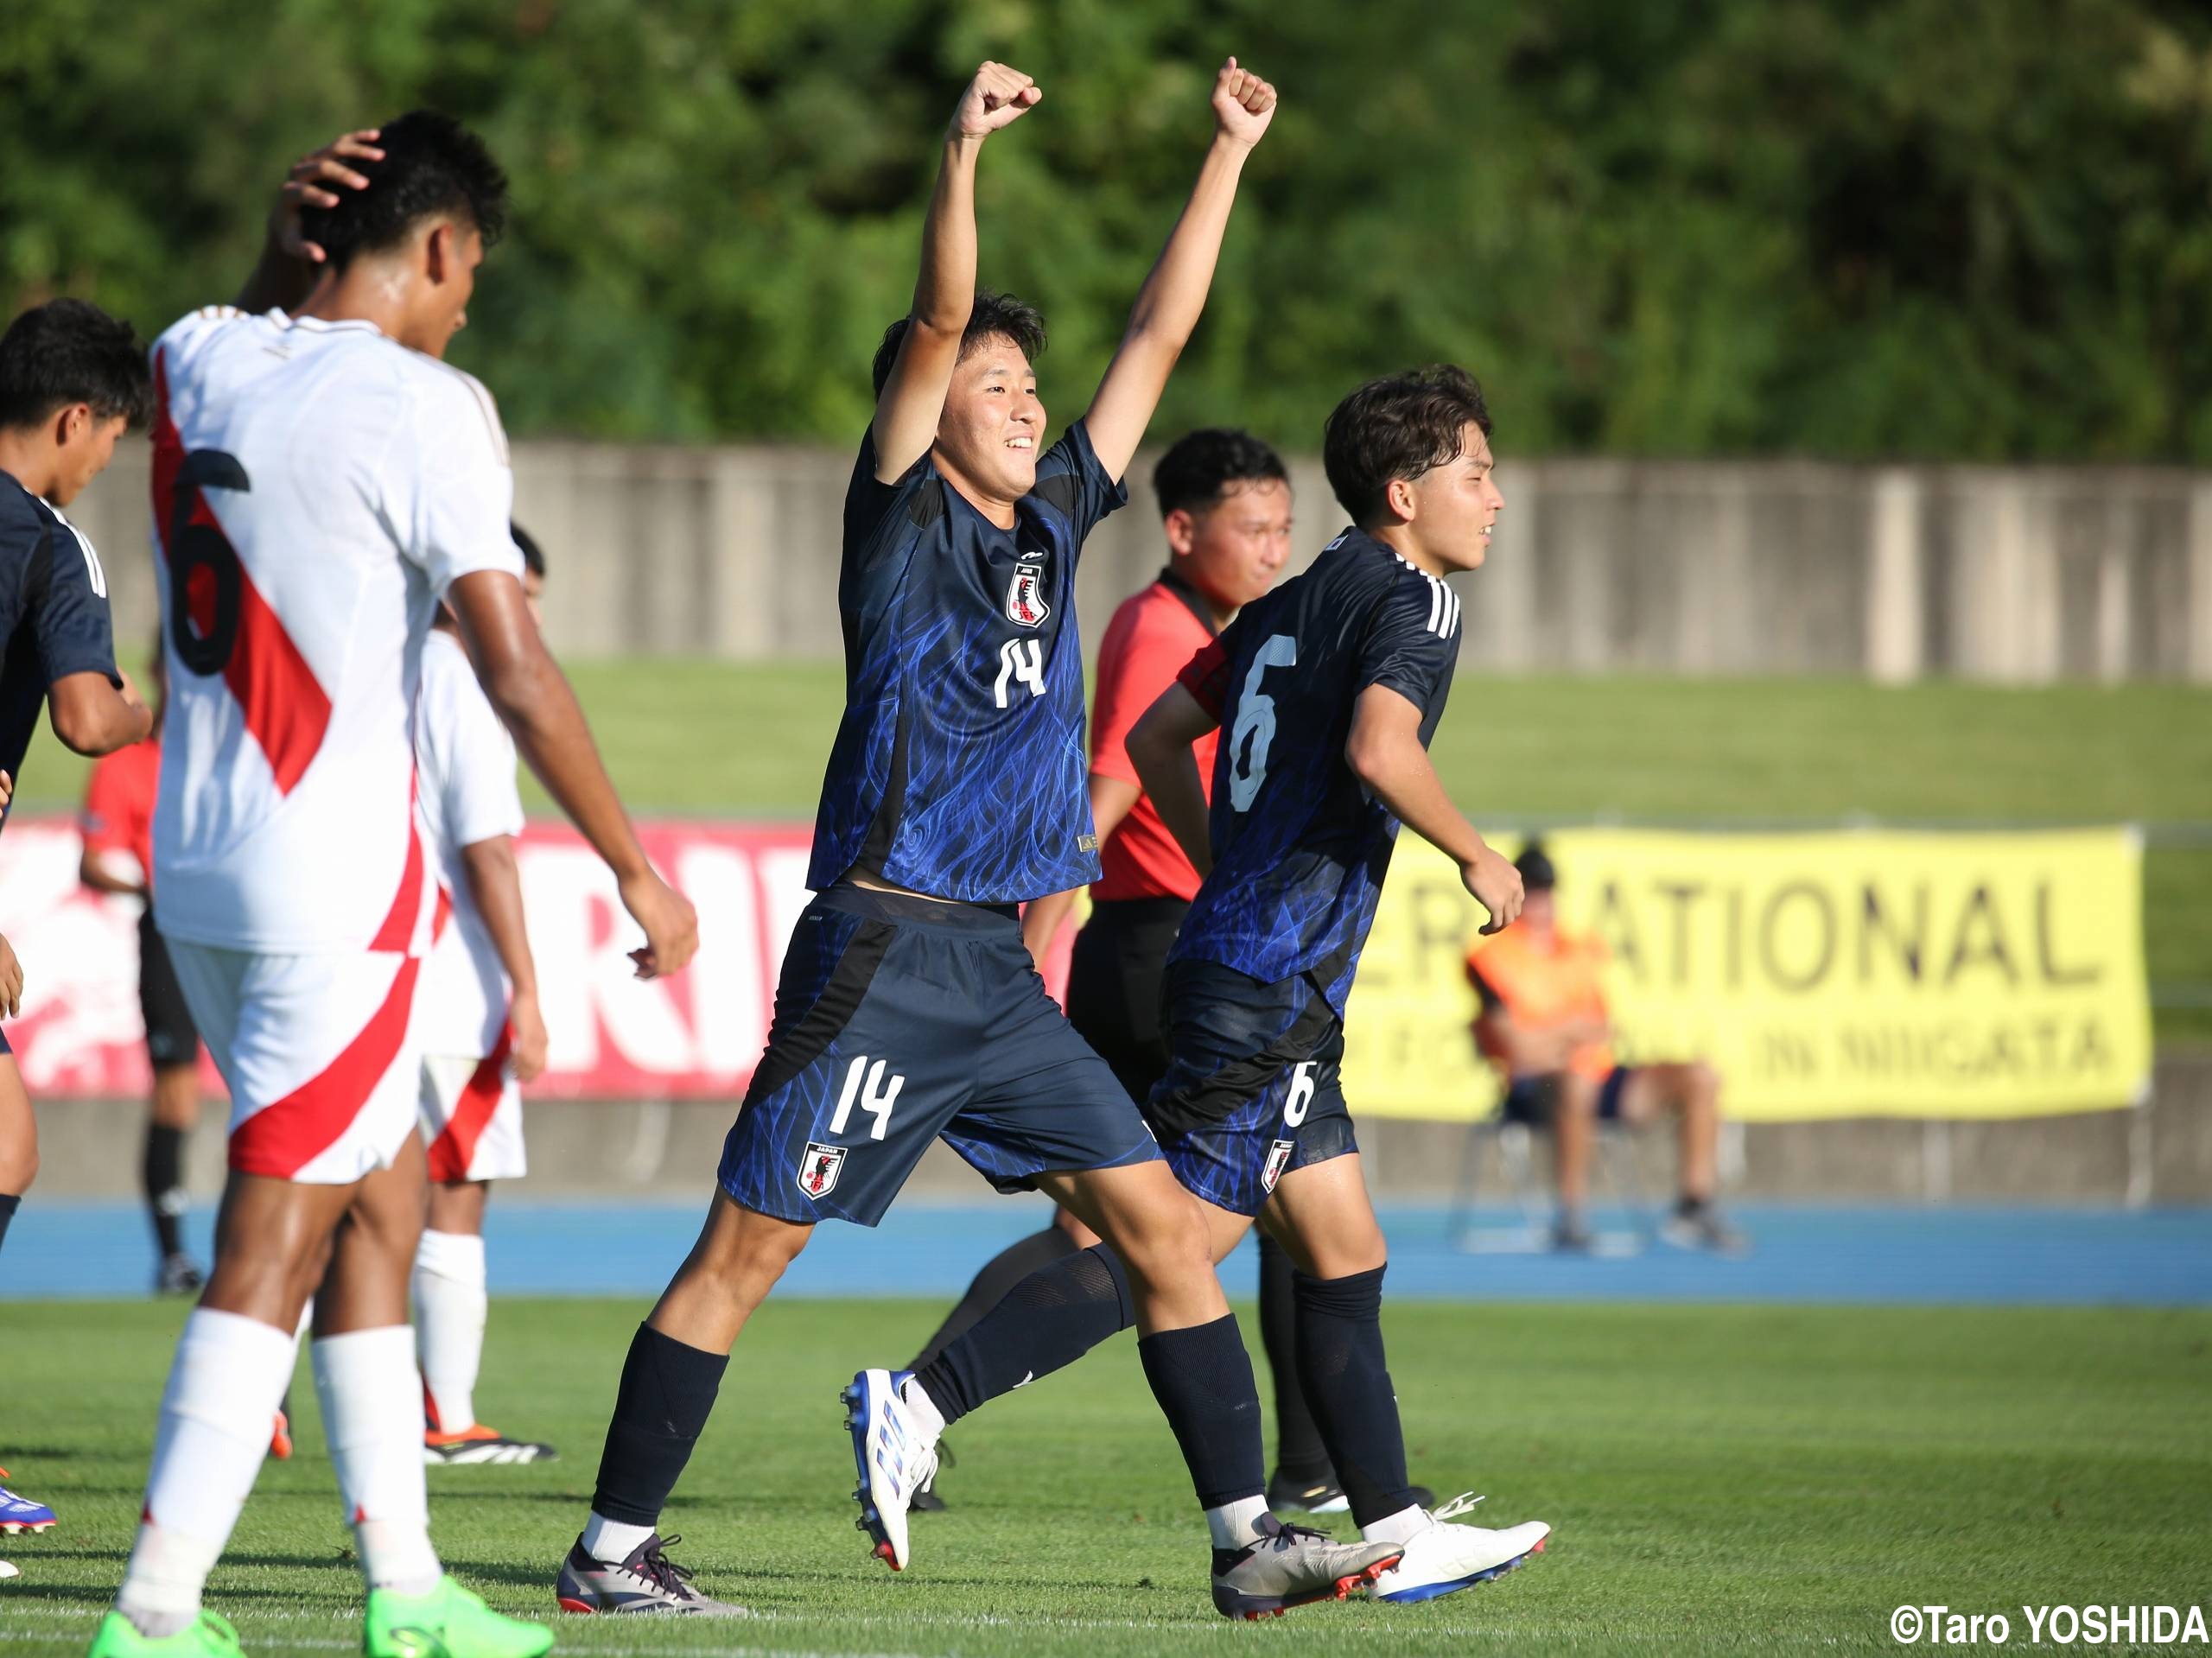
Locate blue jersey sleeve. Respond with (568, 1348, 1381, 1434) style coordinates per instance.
(1029, 420, 1128, 555)
(33, 518, 121, 688)
(843, 429, 933, 576)
(1356, 575, 1459, 718)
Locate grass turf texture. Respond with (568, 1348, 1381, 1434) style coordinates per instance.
(15, 664, 2208, 1041)
(3, 1297, 2208, 1656)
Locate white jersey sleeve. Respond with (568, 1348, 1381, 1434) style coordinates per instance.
(404, 366, 523, 597)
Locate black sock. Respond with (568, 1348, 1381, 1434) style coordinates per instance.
(1257, 1233, 1330, 1483)
(1136, 1312, 1267, 1511)
(145, 1123, 187, 1257)
(589, 1323, 729, 1528)
(1292, 1266, 1417, 1528)
(0, 1191, 18, 1258)
(912, 1242, 1131, 1426)
(908, 1223, 1083, 1370)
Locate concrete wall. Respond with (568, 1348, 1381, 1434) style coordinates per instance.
(29, 1054, 2212, 1207)
(67, 445, 2212, 683)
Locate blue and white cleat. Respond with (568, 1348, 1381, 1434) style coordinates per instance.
(842, 1369, 938, 1572)
(1368, 1495, 1548, 1604)
(0, 1473, 54, 1534)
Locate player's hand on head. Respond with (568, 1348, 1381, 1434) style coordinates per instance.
(507, 988, 550, 1083)
(619, 868, 699, 980)
(952, 61, 1041, 138)
(1211, 57, 1277, 148)
(0, 931, 22, 1019)
(0, 771, 12, 811)
(1465, 846, 1524, 936)
(270, 129, 384, 266)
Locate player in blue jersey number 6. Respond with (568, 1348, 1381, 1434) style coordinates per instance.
(868, 367, 1554, 1609)
(557, 58, 1403, 1623)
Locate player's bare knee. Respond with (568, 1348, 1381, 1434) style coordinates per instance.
(1110, 1187, 1211, 1286)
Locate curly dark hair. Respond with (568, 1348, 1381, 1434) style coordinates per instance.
(0, 299, 152, 431)
(1322, 365, 1492, 525)
(1151, 428, 1287, 520)
(297, 110, 509, 270)
(871, 289, 1046, 398)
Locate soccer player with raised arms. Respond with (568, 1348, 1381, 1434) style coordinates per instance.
(90, 118, 696, 1658)
(557, 58, 1402, 1623)
(870, 366, 1554, 1606)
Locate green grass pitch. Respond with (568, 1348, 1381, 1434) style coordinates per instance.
(3, 1297, 2208, 1655)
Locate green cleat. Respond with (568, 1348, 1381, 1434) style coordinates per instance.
(365, 1577, 553, 1658)
(86, 1610, 246, 1658)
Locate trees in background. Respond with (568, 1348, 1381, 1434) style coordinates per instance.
(7, 0, 2209, 460)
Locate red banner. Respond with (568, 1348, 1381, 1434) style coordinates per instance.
(0, 818, 1072, 1101)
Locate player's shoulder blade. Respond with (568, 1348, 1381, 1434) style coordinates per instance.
(401, 353, 511, 467)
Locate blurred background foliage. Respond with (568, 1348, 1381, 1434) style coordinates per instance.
(7, 0, 2212, 458)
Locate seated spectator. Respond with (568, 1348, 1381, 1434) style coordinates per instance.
(1466, 842, 1745, 1254)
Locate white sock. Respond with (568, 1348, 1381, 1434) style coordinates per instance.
(1205, 1495, 1269, 1550)
(118, 1308, 296, 1636)
(312, 1326, 442, 1596)
(1362, 1502, 1431, 1546)
(896, 1374, 946, 1444)
(412, 1229, 488, 1434)
(581, 1512, 656, 1566)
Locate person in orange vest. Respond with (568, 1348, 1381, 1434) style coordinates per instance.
(1466, 842, 1745, 1253)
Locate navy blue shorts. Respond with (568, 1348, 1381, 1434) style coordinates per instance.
(719, 884, 1160, 1227)
(1501, 1065, 1632, 1126)
(1144, 959, 1358, 1217)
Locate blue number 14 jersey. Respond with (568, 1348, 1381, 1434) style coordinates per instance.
(1168, 527, 1464, 1011)
(808, 420, 1127, 904)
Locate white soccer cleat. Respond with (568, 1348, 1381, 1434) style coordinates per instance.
(842, 1369, 938, 1572)
(1368, 1494, 1550, 1604)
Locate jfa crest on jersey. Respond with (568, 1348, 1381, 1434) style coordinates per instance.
(809, 420, 1127, 904)
(1170, 528, 1464, 1011)
(798, 1141, 848, 1198)
(1005, 561, 1050, 628)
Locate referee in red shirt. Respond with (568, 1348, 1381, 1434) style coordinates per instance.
(906, 429, 1424, 1515)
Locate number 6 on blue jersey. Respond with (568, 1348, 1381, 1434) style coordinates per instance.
(1227, 633, 1297, 810)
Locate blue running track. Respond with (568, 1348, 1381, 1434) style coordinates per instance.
(3, 1199, 2208, 1304)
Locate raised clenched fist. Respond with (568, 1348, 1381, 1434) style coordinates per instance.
(1211, 57, 1278, 149)
(952, 61, 1042, 139)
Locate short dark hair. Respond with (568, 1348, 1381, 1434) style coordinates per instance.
(1322, 365, 1492, 526)
(0, 299, 153, 431)
(1516, 840, 1557, 892)
(871, 289, 1046, 399)
(1151, 429, 1288, 520)
(297, 110, 508, 272)
(510, 521, 545, 579)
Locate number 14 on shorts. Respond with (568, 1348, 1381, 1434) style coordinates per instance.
(832, 1055, 906, 1140)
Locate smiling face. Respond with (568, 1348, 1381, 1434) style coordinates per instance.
(1392, 422, 1503, 573)
(933, 335, 1045, 506)
(1171, 477, 1294, 616)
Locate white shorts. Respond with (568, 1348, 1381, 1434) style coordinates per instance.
(166, 942, 425, 1185)
(418, 1033, 524, 1185)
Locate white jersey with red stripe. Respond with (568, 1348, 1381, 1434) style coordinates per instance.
(415, 626, 524, 1059)
(148, 306, 524, 956)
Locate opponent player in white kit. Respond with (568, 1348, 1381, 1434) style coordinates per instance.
(91, 117, 696, 1658)
(412, 523, 555, 1466)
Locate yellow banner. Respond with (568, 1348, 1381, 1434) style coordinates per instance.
(1341, 828, 2152, 1122)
